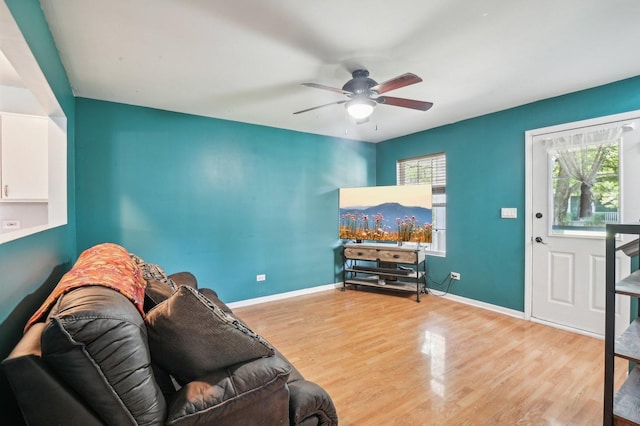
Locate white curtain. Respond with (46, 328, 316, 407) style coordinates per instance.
(544, 127, 622, 219)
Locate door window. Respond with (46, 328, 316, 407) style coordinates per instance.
(545, 128, 622, 237)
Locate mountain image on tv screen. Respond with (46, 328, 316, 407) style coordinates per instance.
(339, 184, 432, 243)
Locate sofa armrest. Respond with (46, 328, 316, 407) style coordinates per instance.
(272, 348, 338, 425)
(42, 286, 166, 425)
(2, 323, 103, 426)
(166, 356, 291, 426)
(288, 380, 338, 426)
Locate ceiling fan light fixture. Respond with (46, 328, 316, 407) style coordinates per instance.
(346, 99, 375, 119)
(295, 70, 432, 117)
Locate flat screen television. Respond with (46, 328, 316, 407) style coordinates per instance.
(339, 184, 432, 243)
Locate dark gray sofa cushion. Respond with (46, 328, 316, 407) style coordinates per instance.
(143, 273, 198, 312)
(144, 278, 176, 311)
(199, 287, 234, 314)
(168, 271, 198, 289)
(41, 286, 167, 426)
(145, 285, 274, 383)
(166, 356, 291, 425)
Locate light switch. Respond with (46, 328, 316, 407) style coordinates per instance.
(501, 208, 517, 219)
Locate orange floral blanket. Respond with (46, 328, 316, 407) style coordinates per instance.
(24, 243, 146, 333)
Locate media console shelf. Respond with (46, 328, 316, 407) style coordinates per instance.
(604, 224, 640, 426)
(342, 242, 427, 302)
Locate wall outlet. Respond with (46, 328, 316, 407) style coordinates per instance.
(2, 220, 20, 230)
(256, 274, 266, 282)
(450, 272, 461, 280)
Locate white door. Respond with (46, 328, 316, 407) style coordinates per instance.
(529, 115, 640, 337)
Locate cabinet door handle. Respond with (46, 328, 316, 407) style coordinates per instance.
(3, 185, 7, 197)
(393, 254, 400, 259)
(357, 252, 363, 256)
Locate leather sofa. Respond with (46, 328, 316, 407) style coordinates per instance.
(2, 243, 338, 425)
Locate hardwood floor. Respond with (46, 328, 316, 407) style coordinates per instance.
(234, 287, 627, 426)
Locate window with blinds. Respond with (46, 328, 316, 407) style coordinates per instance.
(397, 153, 446, 254)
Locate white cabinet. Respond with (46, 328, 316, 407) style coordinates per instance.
(0, 113, 48, 201)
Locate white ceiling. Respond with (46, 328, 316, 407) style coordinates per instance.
(34, 0, 640, 143)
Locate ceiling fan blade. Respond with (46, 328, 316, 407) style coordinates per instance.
(377, 96, 433, 111)
(370, 73, 423, 94)
(301, 82, 353, 95)
(293, 100, 348, 115)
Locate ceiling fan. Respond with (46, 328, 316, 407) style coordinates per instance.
(293, 69, 433, 121)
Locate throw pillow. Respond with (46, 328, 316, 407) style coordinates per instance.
(145, 286, 274, 382)
(131, 254, 178, 291)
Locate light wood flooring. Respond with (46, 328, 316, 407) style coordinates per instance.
(234, 287, 628, 426)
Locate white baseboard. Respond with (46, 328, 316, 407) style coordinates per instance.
(439, 292, 525, 319)
(229, 283, 609, 340)
(438, 293, 600, 337)
(227, 283, 341, 309)
(529, 317, 603, 339)
(228, 282, 525, 321)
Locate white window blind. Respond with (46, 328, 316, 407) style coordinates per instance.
(397, 153, 446, 254)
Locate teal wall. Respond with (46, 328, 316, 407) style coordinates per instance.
(0, 0, 75, 340)
(377, 76, 640, 311)
(74, 98, 375, 302)
(1, 0, 76, 423)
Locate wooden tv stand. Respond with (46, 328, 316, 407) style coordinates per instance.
(342, 243, 427, 302)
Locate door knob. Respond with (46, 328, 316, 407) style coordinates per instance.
(535, 212, 543, 219)
(534, 236, 547, 244)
